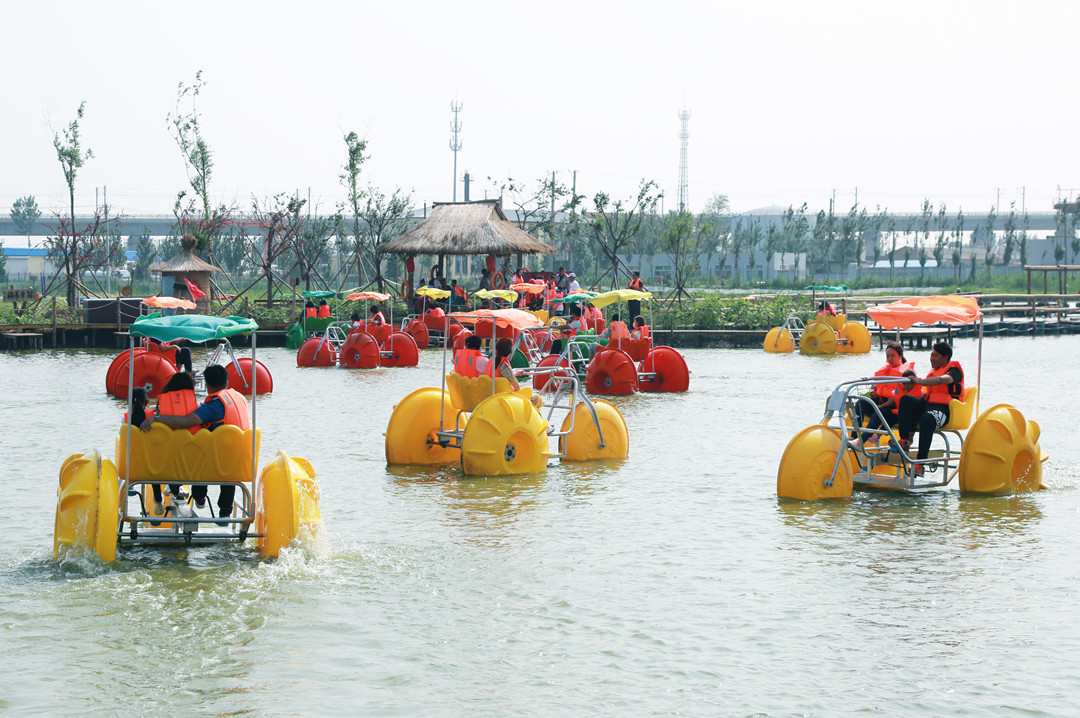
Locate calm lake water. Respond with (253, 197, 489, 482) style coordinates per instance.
(1, 338, 1078, 717)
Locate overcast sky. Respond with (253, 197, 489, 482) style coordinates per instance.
(3, 0, 1078, 223)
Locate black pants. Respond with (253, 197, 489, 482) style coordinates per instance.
(898, 396, 950, 461)
(627, 300, 641, 320)
(191, 484, 235, 516)
(853, 399, 897, 442)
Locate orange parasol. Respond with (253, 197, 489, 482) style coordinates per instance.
(509, 282, 547, 295)
(866, 295, 982, 330)
(449, 308, 546, 330)
(142, 296, 198, 309)
(345, 291, 391, 301)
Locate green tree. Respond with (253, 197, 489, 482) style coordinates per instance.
(47, 101, 103, 305)
(932, 203, 948, 279)
(169, 71, 214, 245)
(1002, 202, 1017, 269)
(11, 196, 41, 239)
(951, 209, 965, 282)
(982, 207, 998, 280)
(360, 186, 412, 291)
(341, 131, 370, 287)
(661, 211, 697, 301)
(135, 227, 155, 281)
(588, 179, 661, 289)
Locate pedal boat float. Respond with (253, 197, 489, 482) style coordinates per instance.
(55, 314, 320, 562)
(385, 308, 630, 476)
(296, 291, 419, 369)
(777, 296, 1047, 500)
(537, 289, 690, 395)
(106, 296, 273, 398)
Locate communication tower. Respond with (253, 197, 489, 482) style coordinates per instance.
(677, 108, 691, 213)
(450, 101, 463, 201)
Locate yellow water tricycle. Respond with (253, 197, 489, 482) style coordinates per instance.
(54, 315, 321, 563)
(385, 308, 629, 476)
(764, 311, 871, 354)
(777, 296, 1047, 500)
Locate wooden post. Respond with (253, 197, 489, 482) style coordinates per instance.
(51, 297, 57, 347)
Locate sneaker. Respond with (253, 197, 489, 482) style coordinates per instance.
(890, 438, 910, 454)
(194, 497, 207, 509)
(153, 500, 165, 515)
(912, 463, 925, 478)
(216, 507, 231, 527)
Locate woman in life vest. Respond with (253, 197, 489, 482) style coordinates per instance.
(146, 372, 199, 511)
(853, 341, 919, 444)
(140, 365, 250, 519)
(630, 315, 650, 340)
(896, 341, 964, 476)
(317, 300, 332, 318)
(488, 337, 543, 408)
(304, 300, 317, 318)
(815, 300, 838, 319)
(450, 279, 470, 310)
(369, 304, 386, 326)
(351, 312, 363, 331)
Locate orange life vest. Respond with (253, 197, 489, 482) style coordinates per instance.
(873, 361, 908, 399)
(305, 306, 317, 318)
(453, 348, 483, 378)
(158, 388, 200, 434)
(607, 321, 629, 341)
(203, 388, 251, 431)
(487, 356, 511, 379)
(628, 277, 645, 291)
(925, 360, 964, 405)
(370, 311, 386, 326)
(317, 304, 331, 318)
(632, 324, 651, 340)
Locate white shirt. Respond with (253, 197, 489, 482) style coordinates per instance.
(569, 279, 581, 293)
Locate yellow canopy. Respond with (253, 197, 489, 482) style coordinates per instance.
(589, 289, 652, 308)
(475, 289, 519, 302)
(415, 286, 451, 299)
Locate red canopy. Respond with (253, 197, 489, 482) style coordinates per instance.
(866, 295, 982, 330)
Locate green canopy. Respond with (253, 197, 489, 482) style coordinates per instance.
(129, 314, 259, 343)
(550, 292, 597, 304)
(302, 290, 337, 299)
(804, 285, 848, 292)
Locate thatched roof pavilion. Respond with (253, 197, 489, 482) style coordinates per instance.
(377, 200, 554, 298)
(151, 234, 222, 311)
(377, 200, 556, 258)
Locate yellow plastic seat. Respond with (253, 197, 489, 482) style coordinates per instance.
(445, 372, 517, 412)
(115, 424, 261, 484)
(941, 386, 978, 431)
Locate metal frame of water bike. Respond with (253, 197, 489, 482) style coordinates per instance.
(822, 376, 963, 492)
(119, 326, 261, 547)
(431, 316, 609, 459)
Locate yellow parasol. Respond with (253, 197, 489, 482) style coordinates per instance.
(474, 289, 519, 302)
(415, 286, 451, 299)
(588, 289, 652, 309)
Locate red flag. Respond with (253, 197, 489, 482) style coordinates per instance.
(183, 277, 206, 301)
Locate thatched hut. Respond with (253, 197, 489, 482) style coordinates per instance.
(150, 234, 222, 312)
(377, 200, 554, 296)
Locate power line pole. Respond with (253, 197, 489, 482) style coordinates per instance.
(450, 101, 463, 201)
(677, 108, 691, 213)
